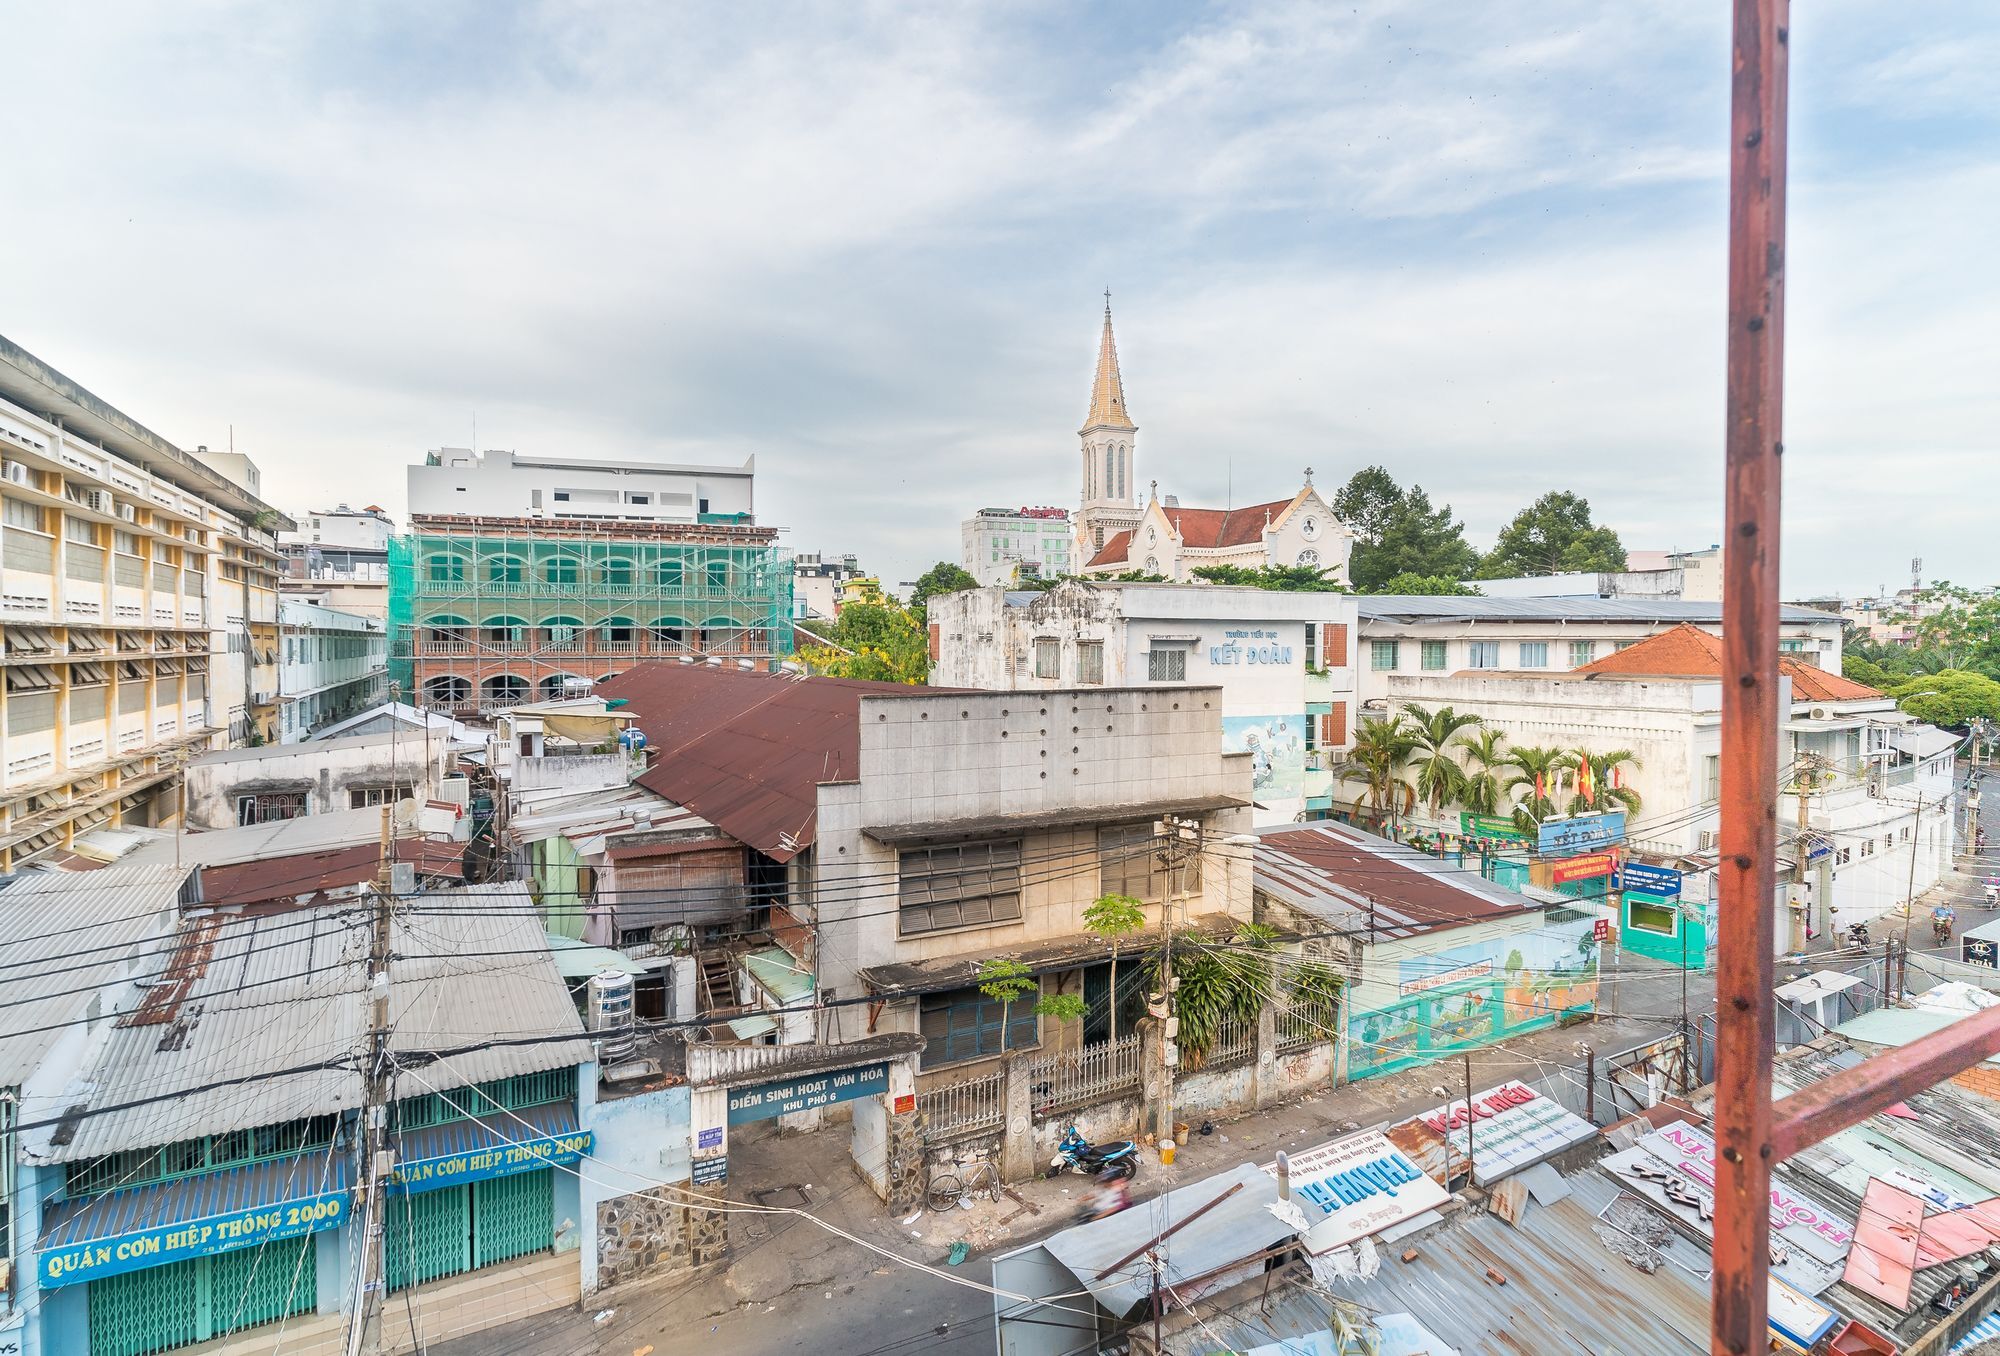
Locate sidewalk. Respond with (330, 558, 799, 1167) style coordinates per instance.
(437, 961, 1708, 1356)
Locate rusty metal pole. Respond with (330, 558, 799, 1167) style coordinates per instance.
(1713, 1, 1789, 1353)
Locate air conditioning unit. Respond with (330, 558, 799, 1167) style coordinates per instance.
(85, 489, 115, 515)
(586, 969, 638, 1061)
(119, 504, 138, 523)
(2, 461, 29, 485)
(1808, 705, 1830, 721)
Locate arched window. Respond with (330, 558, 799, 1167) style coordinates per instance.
(426, 554, 466, 583)
(658, 556, 686, 589)
(485, 555, 524, 585)
(481, 615, 527, 649)
(423, 674, 470, 705)
(1117, 445, 1127, 499)
(649, 617, 689, 650)
(481, 674, 529, 705)
(700, 615, 739, 653)
(1102, 447, 1113, 501)
(601, 616, 636, 649)
(539, 673, 586, 701)
(602, 557, 633, 587)
(422, 614, 470, 652)
(543, 557, 578, 585)
(543, 616, 583, 651)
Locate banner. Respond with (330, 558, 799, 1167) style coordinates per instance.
(40, 1187, 348, 1289)
(392, 1129, 593, 1194)
(1551, 852, 1617, 884)
(1261, 1132, 1450, 1251)
(728, 1062, 888, 1124)
(1411, 1080, 1597, 1184)
(1537, 812, 1626, 855)
(1621, 862, 1683, 896)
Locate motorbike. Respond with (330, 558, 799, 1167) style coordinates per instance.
(1049, 1125, 1140, 1180)
(1843, 921, 1872, 949)
(1934, 913, 1955, 947)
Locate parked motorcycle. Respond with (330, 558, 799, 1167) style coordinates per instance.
(1843, 921, 1872, 949)
(1048, 1125, 1140, 1180)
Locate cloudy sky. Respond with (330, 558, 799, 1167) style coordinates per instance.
(2, 1, 1994, 595)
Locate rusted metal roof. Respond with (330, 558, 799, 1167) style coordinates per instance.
(1254, 820, 1539, 940)
(596, 663, 954, 862)
(195, 839, 465, 907)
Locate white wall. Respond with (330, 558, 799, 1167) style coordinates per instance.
(410, 448, 754, 522)
(962, 511, 1075, 588)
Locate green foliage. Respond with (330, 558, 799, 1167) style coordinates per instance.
(1340, 715, 1417, 823)
(1504, 949, 1525, 976)
(1334, 467, 1479, 590)
(1477, 491, 1627, 578)
(1568, 748, 1643, 816)
(1109, 569, 1170, 583)
(1502, 745, 1576, 828)
(1033, 992, 1087, 1023)
(1191, 562, 1347, 592)
(1084, 893, 1147, 942)
(1908, 583, 2000, 676)
(1401, 704, 1484, 815)
(1842, 654, 1895, 690)
(1457, 727, 1511, 816)
(1149, 924, 1276, 1066)
(907, 561, 979, 615)
(1374, 572, 1482, 596)
(1887, 670, 2000, 727)
(976, 958, 1036, 1011)
(1014, 573, 1080, 593)
(796, 599, 931, 683)
(1287, 961, 1345, 1010)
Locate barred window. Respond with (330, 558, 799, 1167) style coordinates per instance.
(1568, 639, 1596, 667)
(919, 986, 1038, 1068)
(898, 840, 1023, 935)
(1420, 640, 1448, 671)
(1076, 641, 1104, 685)
(1033, 637, 1060, 679)
(1147, 646, 1186, 682)
(1099, 822, 1199, 901)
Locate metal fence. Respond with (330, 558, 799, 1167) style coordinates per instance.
(1205, 1013, 1256, 1069)
(1026, 1035, 1143, 1113)
(915, 1068, 1005, 1143)
(1276, 999, 1338, 1053)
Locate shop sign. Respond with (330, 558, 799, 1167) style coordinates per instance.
(893, 1093, 916, 1116)
(1208, 629, 1294, 666)
(697, 1126, 723, 1150)
(39, 1187, 348, 1289)
(727, 1062, 888, 1125)
(1459, 813, 1530, 843)
(1593, 918, 1610, 942)
(1551, 852, 1617, 884)
(1260, 1131, 1450, 1252)
(692, 1156, 728, 1186)
(1537, 812, 1626, 855)
(1769, 1277, 1839, 1348)
(1621, 862, 1682, 896)
(1413, 1081, 1597, 1184)
(392, 1129, 594, 1194)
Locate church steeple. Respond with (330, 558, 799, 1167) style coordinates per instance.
(1082, 290, 1136, 433)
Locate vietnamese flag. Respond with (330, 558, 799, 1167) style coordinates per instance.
(1580, 759, 1596, 807)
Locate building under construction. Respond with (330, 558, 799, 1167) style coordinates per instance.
(389, 513, 793, 714)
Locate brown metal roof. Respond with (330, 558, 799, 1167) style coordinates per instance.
(595, 663, 954, 862)
(1253, 820, 1538, 940)
(195, 838, 465, 907)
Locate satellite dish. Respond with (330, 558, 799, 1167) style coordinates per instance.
(393, 796, 420, 829)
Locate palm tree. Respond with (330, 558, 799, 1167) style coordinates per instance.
(1458, 727, 1512, 816)
(1339, 715, 1416, 827)
(1504, 745, 1575, 831)
(1567, 749, 1643, 817)
(1401, 704, 1484, 816)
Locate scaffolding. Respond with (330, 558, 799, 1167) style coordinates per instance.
(388, 514, 794, 715)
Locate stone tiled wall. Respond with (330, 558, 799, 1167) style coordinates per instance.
(596, 1193, 729, 1289)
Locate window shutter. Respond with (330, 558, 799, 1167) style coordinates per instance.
(1322, 623, 1348, 666)
(1321, 702, 1347, 748)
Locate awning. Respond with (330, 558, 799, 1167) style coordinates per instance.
(727, 1014, 779, 1040)
(545, 933, 647, 980)
(743, 947, 814, 1004)
(1891, 726, 1959, 760)
(862, 793, 1249, 847)
(389, 1100, 591, 1195)
(543, 712, 633, 743)
(38, 1153, 350, 1289)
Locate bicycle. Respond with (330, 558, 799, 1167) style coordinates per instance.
(926, 1158, 1001, 1212)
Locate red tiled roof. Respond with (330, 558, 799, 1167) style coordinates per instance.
(594, 664, 954, 862)
(1163, 496, 1296, 549)
(1572, 623, 1882, 698)
(1085, 530, 1132, 569)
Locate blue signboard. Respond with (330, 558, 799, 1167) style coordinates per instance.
(1537, 812, 1626, 856)
(391, 1128, 593, 1194)
(1621, 863, 1683, 897)
(39, 1187, 348, 1289)
(727, 1063, 889, 1124)
(692, 1156, 728, 1186)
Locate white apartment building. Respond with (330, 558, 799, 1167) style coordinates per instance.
(1475, 545, 1724, 603)
(1382, 625, 1958, 939)
(276, 597, 387, 742)
(279, 501, 393, 623)
(928, 580, 1360, 825)
(1354, 594, 1844, 710)
(410, 447, 755, 523)
(793, 550, 866, 620)
(961, 507, 1074, 587)
(0, 335, 293, 866)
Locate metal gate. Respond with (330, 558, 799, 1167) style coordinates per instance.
(387, 1167, 554, 1292)
(87, 1235, 316, 1356)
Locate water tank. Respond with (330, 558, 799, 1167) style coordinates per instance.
(586, 969, 637, 1061)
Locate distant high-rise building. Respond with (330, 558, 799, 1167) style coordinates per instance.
(961, 507, 1072, 588)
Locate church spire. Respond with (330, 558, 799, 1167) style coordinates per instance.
(1082, 289, 1135, 433)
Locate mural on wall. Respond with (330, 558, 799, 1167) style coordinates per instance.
(1221, 714, 1306, 800)
(1348, 915, 1601, 1080)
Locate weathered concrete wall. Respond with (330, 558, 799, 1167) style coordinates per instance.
(182, 731, 450, 828)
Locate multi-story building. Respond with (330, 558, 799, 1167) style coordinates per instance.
(391, 449, 791, 716)
(192, 450, 286, 743)
(1474, 545, 1725, 603)
(961, 507, 1073, 587)
(0, 336, 294, 868)
(929, 579, 1360, 824)
(276, 596, 387, 741)
(1354, 594, 1844, 712)
(278, 501, 393, 623)
(792, 550, 865, 620)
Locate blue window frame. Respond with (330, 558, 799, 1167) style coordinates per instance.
(919, 986, 1038, 1068)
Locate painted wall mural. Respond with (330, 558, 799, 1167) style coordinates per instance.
(1221, 713, 1306, 801)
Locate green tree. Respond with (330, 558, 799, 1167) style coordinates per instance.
(1568, 749, 1643, 816)
(907, 561, 979, 617)
(1889, 670, 2000, 726)
(1401, 704, 1484, 815)
(976, 958, 1037, 1057)
(1339, 715, 1417, 826)
(1083, 893, 1148, 1045)
(1375, 572, 1482, 596)
(1333, 467, 1478, 590)
(1109, 569, 1170, 583)
(1477, 492, 1627, 578)
(1909, 583, 2000, 677)
(1033, 991, 1088, 1056)
(1843, 654, 1895, 690)
(1503, 745, 1576, 830)
(1191, 562, 1347, 592)
(797, 599, 931, 683)
(1146, 923, 1276, 1069)
(1458, 727, 1512, 816)
(1331, 465, 1405, 548)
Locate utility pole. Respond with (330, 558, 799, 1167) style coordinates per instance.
(1896, 790, 1928, 958)
(1462, 1051, 1476, 1187)
(350, 807, 396, 1356)
(1155, 816, 1202, 1150)
(1791, 765, 1812, 953)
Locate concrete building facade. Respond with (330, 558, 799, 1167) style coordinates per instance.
(929, 580, 1360, 824)
(410, 447, 755, 524)
(961, 507, 1074, 587)
(0, 336, 295, 869)
(275, 597, 388, 742)
(182, 726, 456, 827)
(792, 550, 865, 621)
(279, 502, 393, 624)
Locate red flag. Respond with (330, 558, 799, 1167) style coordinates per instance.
(1535, 773, 1545, 801)
(1580, 759, 1596, 807)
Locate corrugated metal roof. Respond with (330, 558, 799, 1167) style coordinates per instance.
(28, 885, 587, 1160)
(1355, 596, 1835, 623)
(597, 664, 953, 861)
(744, 947, 814, 1004)
(120, 808, 394, 869)
(1254, 821, 1538, 940)
(0, 865, 193, 1086)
